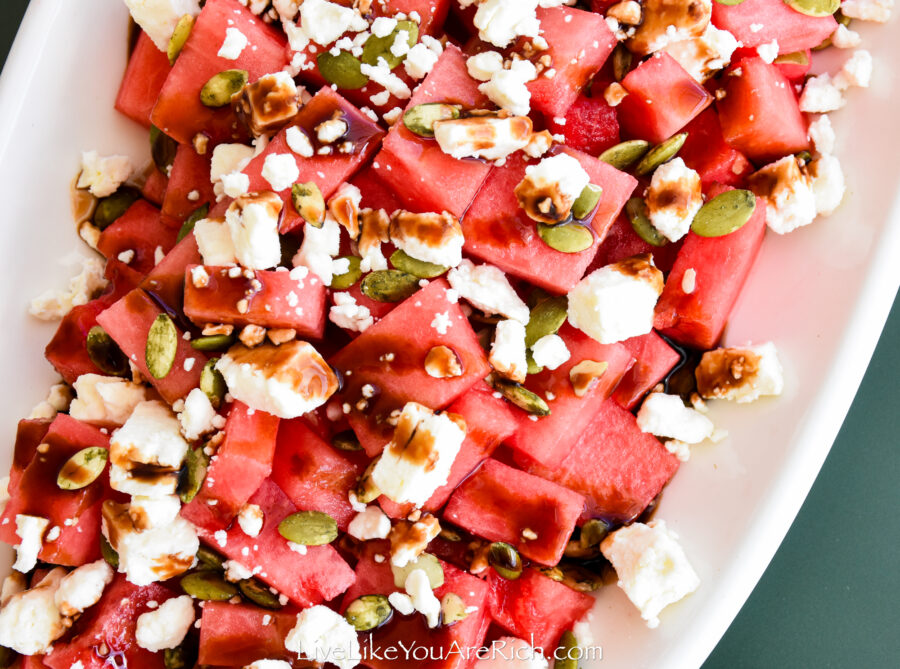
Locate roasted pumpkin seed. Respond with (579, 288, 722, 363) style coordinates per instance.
(239, 578, 283, 610)
(167, 14, 195, 65)
(178, 446, 210, 504)
(691, 188, 756, 238)
(537, 222, 594, 254)
(634, 133, 688, 176)
(554, 564, 604, 593)
(402, 102, 461, 138)
(784, 0, 839, 17)
(200, 69, 249, 107)
(599, 139, 650, 171)
(490, 377, 551, 416)
(199, 359, 227, 408)
(291, 182, 326, 227)
(488, 542, 523, 580)
(524, 296, 568, 347)
(571, 184, 603, 221)
(146, 314, 178, 379)
(100, 535, 119, 569)
(713, 0, 746, 5)
(440, 592, 469, 627)
(317, 51, 369, 90)
(177, 203, 209, 242)
(390, 249, 448, 278)
(362, 20, 419, 69)
(57, 447, 108, 490)
(191, 334, 235, 352)
(332, 430, 363, 452)
(163, 646, 190, 669)
(86, 325, 129, 377)
(331, 256, 364, 290)
(580, 518, 612, 548)
(569, 360, 609, 398)
(625, 197, 667, 247)
(344, 594, 393, 631)
(180, 571, 238, 601)
(525, 351, 543, 376)
(612, 44, 633, 82)
(774, 51, 810, 66)
(150, 125, 178, 173)
(391, 553, 445, 589)
(554, 630, 579, 669)
(361, 269, 420, 303)
(278, 511, 338, 546)
(356, 459, 382, 504)
(93, 186, 142, 230)
(196, 545, 224, 570)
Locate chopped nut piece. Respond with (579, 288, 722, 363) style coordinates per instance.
(604, 82, 629, 107)
(424, 345, 464, 379)
(267, 328, 297, 345)
(521, 527, 538, 541)
(233, 72, 301, 137)
(628, 0, 712, 56)
(569, 360, 610, 398)
(328, 183, 363, 240)
(238, 324, 267, 347)
(192, 133, 209, 155)
(607, 0, 642, 25)
(203, 323, 235, 336)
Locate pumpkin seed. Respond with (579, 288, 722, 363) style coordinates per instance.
(774, 51, 810, 66)
(524, 296, 568, 347)
(599, 139, 651, 171)
(526, 351, 543, 376)
(634, 133, 688, 176)
(391, 553, 445, 589)
(612, 44, 633, 81)
(331, 256, 364, 290)
(784, 0, 839, 17)
(580, 518, 612, 548)
(291, 182, 326, 228)
(164, 646, 189, 669)
(571, 184, 603, 221)
(356, 459, 381, 504)
(488, 542, 523, 580)
(317, 51, 369, 90)
(0, 646, 15, 669)
(146, 314, 178, 379)
(278, 511, 338, 546)
(537, 222, 594, 254)
(390, 249, 448, 278)
(167, 14, 195, 64)
(553, 564, 604, 593)
(239, 578, 283, 610)
(489, 377, 550, 416)
(177, 203, 209, 242)
(180, 571, 239, 601)
(569, 360, 609, 398)
(93, 186, 142, 230)
(200, 359, 227, 408)
(86, 325, 129, 376)
(345, 594, 393, 631)
(362, 20, 419, 69)
(332, 430, 363, 452)
(440, 592, 469, 627)
(57, 447, 108, 490)
(564, 538, 601, 560)
(402, 103, 461, 138)
(690, 189, 756, 238)
(150, 125, 178, 173)
(178, 447, 210, 504)
(554, 630, 579, 669)
(625, 198, 667, 247)
(713, 0, 746, 5)
(191, 334, 235, 352)
(361, 269, 420, 303)
(196, 545, 224, 570)
(100, 534, 119, 569)
(200, 69, 249, 107)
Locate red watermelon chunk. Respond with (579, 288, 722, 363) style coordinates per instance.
(97, 200, 178, 280)
(115, 31, 172, 128)
(591, 213, 683, 276)
(617, 52, 713, 144)
(717, 57, 809, 164)
(351, 164, 404, 213)
(161, 143, 216, 226)
(613, 332, 681, 410)
(330, 279, 491, 456)
(140, 232, 203, 317)
(141, 165, 168, 206)
(678, 108, 753, 190)
(97, 289, 208, 404)
(190, 478, 356, 607)
(522, 399, 680, 524)
(654, 183, 767, 349)
(506, 323, 633, 467)
(151, 0, 289, 144)
(374, 44, 492, 219)
(546, 93, 620, 157)
(270, 418, 361, 531)
(198, 602, 299, 667)
(183, 265, 327, 338)
(462, 147, 637, 294)
(712, 0, 838, 53)
(8, 419, 51, 495)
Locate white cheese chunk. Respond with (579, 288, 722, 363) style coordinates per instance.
(807, 115, 835, 155)
(834, 49, 873, 89)
(221, 171, 251, 199)
(749, 156, 817, 235)
(663, 24, 739, 82)
(388, 592, 416, 615)
(286, 126, 315, 157)
(123, 0, 201, 51)
(330, 292, 375, 332)
(840, 0, 894, 23)
(129, 494, 182, 530)
(226, 192, 283, 270)
(530, 334, 571, 371)
(831, 24, 862, 49)
(807, 154, 845, 217)
(178, 387, 218, 441)
(210, 143, 256, 184)
(799, 74, 846, 113)
(293, 214, 341, 285)
(479, 59, 537, 117)
(405, 568, 441, 628)
(285, 605, 361, 669)
(389, 211, 465, 268)
(218, 27, 249, 60)
(54, 560, 113, 617)
(490, 319, 528, 383)
(194, 218, 238, 266)
(519, 153, 591, 221)
(13, 514, 49, 573)
(360, 59, 413, 100)
(69, 374, 149, 425)
(223, 559, 254, 582)
(347, 506, 391, 541)
(0, 568, 66, 655)
(447, 259, 530, 324)
(755, 39, 779, 64)
(404, 39, 443, 80)
(473, 637, 549, 669)
(390, 516, 441, 568)
(77, 150, 133, 198)
(238, 503, 265, 537)
(646, 158, 703, 243)
(298, 0, 367, 46)
(370, 16, 398, 37)
(468, 0, 547, 48)
(466, 50, 505, 81)
(136, 595, 195, 652)
(261, 153, 300, 192)
(433, 116, 532, 161)
(29, 256, 107, 321)
(696, 342, 784, 403)
(636, 393, 714, 444)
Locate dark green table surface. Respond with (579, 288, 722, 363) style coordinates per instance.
(2, 2, 898, 666)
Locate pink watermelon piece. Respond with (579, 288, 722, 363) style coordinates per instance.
(590, 212, 683, 276)
(678, 108, 754, 190)
(115, 31, 172, 129)
(546, 93, 621, 157)
(161, 142, 215, 227)
(712, 0, 838, 53)
(141, 165, 168, 206)
(612, 332, 681, 410)
(140, 232, 203, 317)
(7, 418, 51, 495)
(97, 199, 178, 282)
(198, 602, 300, 667)
(351, 164, 404, 213)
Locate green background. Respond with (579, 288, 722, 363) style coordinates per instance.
(2, 1, 898, 666)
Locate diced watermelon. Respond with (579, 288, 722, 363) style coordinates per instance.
(351, 164, 404, 213)
(97, 200, 178, 281)
(8, 418, 51, 494)
(197, 602, 299, 667)
(140, 232, 203, 317)
(487, 568, 594, 652)
(181, 402, 280, 530)
(161, 143, 216, 226)
(330, 279, 491, 455)
(678, 108, 753, 190)
(617, 52, 713, 144)
(590, 213, 683, 276)
(526, 6, 616, 118)
(96, 289, 208, 404)
(151, 0, 289, 144)
(141, 165, 169, 207)
(522, 399, 680, 523)
(115, 31, 172, 128)
(654, 183, 767, 349)
(374, 45, 492, 219)
(506, 323, 633, 467)
(613, 332, 681, 410)
(717, 57, 809, 164)
(190, 478, 356, 607)
(270, 418, 361, 531)
(711, 0, 838, 53)
(546, 93, 620, 157)
(462, 147, 637, 294)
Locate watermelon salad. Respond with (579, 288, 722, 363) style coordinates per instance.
(0, 0, 888, 667)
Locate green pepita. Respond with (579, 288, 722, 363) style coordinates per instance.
(100, 534, 119, 569)
(488, 542, 523, 580)
(163, 646, 190, 669)
(177, 203, 209, 242)
(150, 125, 178, 173)
(524, 296, 568, 347)
(331, 256, 364, 290)
(571, 184, 603, 221)
(200, 69, 249, 107)
(440, 592, 469, 627)
(86, 325, 130, 377)
(332, 430, 363, 452)
(93, 186, 142, 230)
(317, 51, 369, 90)
(146, 313, 178, 379)
(344, 594, 393, 631)
(612, 44, 633, 82)
(239, 578, 283, 610)
(599, 139, 651, 171)
(391, 553, 445, 589)
(196, 545, 224, 570)
(526, 351, 544, 376)
(537, 222, 594, 254)
(191, 334, 235, 352)
(402, 103, 461, 138)
(291, 182, 326, 228)
(625, 198, 667, 247)
(57, 447, 108, 491)
(548, 563, 604, 593)
(690, 189, 756, 238)
(570, 360, 609, 398)
(774, 51, 810, 66)
(713, 0, 746, 5)
(178, 447, 210, 504)
(278, 511, 338, 546)
(167, 14, 195, 65)
(362, 20, 419, 70)
(180, 571, 239, 601)
(554, 630, 579, 669)
(361, 269, 420, 303)
(355, 459, 382, 504)
(580, 518, 612, 548)
(634, 133, 688, 176)
(489, 377, 551, 416)
(390, 249, 448, 278)
(784, 0, 840, 17)
(199, 359, 227, 409)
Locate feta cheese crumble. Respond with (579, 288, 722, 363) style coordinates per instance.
(347, 506, 391, 541)
(178, 388, 218, 440)
(135, 595, 196, 652)
(479, 59, 537, 117)
(13, 514, 49, 573)
(645, 158, 703, 243)
(218, 27, 249, 60)
(261, 153, 300, 192)
(433, 115, 533, 161)
(297, 0, 367, 46)
(0, 568, 66, 655)
(285, 605, 361, 669)
(695, 342, 784, 403)
(447, 259, 530, 324)
(516, 153, 591, 224)
(489, 319, 528, 383)
(54, 560, 114, 618)
(123, 0, 201, 52)
(238, 503, 265, 537)
(530, 334, 571, 371)
(748, 156, 817, 234)
(636, 393, 714, 444)
(226, 191, 284, 270)
(389, 211, 465, 267)
(69, 374, 149, 425)
(404, 568, 441, 628)
(330, 292, 375, 332)
(29, 256, 107, 321)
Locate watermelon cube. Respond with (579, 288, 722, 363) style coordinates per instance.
(140, 232, 203, 317)
(712, 0, 838, 53)
(141, 165, 168, 206)
(546, 93, 620, 157)
(522, 399, 680, 524)
(351, 164, 404, 213)
(613, 332, 681, 410)
(678, 108, 753, 190)
(115, 31, 171, 128)
(8, 418, 51, 495)
(97, 199, 178, 281)
(591, 213, 683, 276)
(198, 602, 300, 667)
(161, 143, 216, 227)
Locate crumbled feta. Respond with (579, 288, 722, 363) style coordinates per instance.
(0, 568, 66, 655)
(834, 49, 873, 89)
(298, 0, 367, 46)
(389, 210, 465, 267)
(390, 29, 412, 58)
(223, 559, 254, 582)
(69, 374, 148, 425)
(194, 217, 238, 265)
(646, 158, 703, 243)
(388, 592, 416, 615)
(467, 50, 506, 82)
(360, 58, 413, 99)
(135, 595, 195, 652)
(246, 661, 293, 669)
(389, 515, 441, 567)
(404, 39, 443, 79)
(238, 503, 265, 537)
(663, 24, 739, 82)
(466, 0, 569, 48)
(285, 605, 361, 669)
(831, 24, 862, 49)
(221, 171, 251, 198)
(0, 572, 26, 607)
(755, 39, 779, 64)
(178, 388, 217, 440)
(28, 383, 73, 420)
(76, 150, 132, 198)
(695, 341, 784, 403)
(473, 637, 549, 669)
(347, 506, 391, 541)
(129, 494, 181, 530)
(840, 0, 894, 23)
(748, 156, 817, 235)
(433, 115, 533, 161)
(261, 153, 300, 192)
(530, 334, 570, 371)
(370, 16, 398, 38)
(807, 154, 845, 216)
(636, 393, 714, 444)
(330, 292, 375, 332)
(447, 259, 530, 324)
(54, 560, 113, 617)
(516, 153, 590, 224)
(807, 115, 835, 155)
(286, 126, 315, 158)
(210, 143, 256, 184)
(218, 27, 249, 59)
(371, 402, 466, 507)
(226, 191, 283, 270)
(29, 256, 107, 321)
(490, 319, 528, 383)
(799, 74, 846, 113)
(123, 0, 201, 51)
(13, 514, 49, 573)
(479, 59, 537, 117)
(405, 568, 441, 628)
(567, 256, 664, 345)
(664, 439, 692, 462)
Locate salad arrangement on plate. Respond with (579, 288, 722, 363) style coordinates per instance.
(0, 0, 888, 667)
